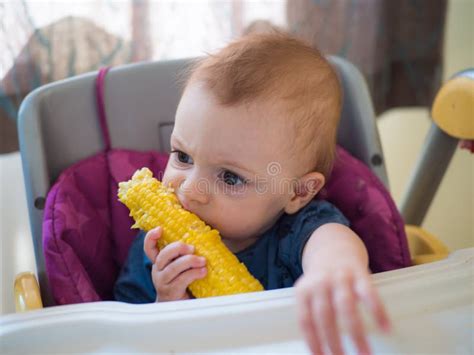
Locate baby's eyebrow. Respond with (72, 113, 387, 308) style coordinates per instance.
(171, 135, 257, 176)
(170, 134, 184, 148)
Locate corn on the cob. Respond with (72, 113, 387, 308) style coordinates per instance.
(118, 167, 264, 298)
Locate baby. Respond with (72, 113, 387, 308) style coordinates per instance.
(115, 33, 390, 354)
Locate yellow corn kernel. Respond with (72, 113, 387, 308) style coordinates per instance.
(118, 167, 264, 298)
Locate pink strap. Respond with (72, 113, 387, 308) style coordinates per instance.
(95, 67, 112, 151)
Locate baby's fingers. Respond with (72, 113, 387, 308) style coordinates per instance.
(296, 285, 323, 355)
(314, 279, 344, 355)
(355, 276, 391, 333)
(144, 227, 162, 262)
(168, 267, 207, 294)
(334, 274, 371, 355)
(155, 242, 195, 271)
(160, 255, 206, 284)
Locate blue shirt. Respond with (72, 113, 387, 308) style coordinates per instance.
(114, 200, 349, 303)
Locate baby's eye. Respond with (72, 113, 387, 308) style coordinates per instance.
(219, 170, 247, 186)
(171, 150, 193, 164)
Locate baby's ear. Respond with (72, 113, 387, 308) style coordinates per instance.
(284, 172, 325, 214)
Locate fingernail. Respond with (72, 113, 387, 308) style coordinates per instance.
(199, 257, 206, 263)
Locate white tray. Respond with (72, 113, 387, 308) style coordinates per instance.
(1, 249, 473, 354)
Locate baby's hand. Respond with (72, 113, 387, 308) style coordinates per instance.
(144, 227, 207, 302)
(294, 265, 390, 355)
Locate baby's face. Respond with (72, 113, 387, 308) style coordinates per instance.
(162, 82, 302, 252)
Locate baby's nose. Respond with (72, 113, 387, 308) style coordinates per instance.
(179, 176, 210, 206)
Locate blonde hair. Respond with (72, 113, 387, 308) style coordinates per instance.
(185, 33, 342, 178)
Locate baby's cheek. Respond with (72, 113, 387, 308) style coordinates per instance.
(233, 208, 270, 236)
(212, 205, 258, 236)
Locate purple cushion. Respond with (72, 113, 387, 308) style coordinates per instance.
(318, 147, 411, 272)
(43, 149, 168, 304)
(43, 146, 410, 305)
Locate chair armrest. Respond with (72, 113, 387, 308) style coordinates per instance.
(405, 225, 450, 265)
(432, 72, 474, 140)
(14, 272, 43, 312)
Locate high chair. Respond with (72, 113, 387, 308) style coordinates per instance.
(14, 56, 436, 311)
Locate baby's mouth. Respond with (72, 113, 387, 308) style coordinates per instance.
(180, 200, 190, 211)
(178, 196, 218, 231)
(179, 201, 232, 247)
(177, 194, 191, 211)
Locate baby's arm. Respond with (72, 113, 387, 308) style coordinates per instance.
(144, 227, 207, 302)
(295, 223, 391, 355)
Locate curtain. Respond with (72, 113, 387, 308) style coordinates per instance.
(0, 0, 286, 152)
(1, 0, 446, 153)
(287, 0, 447, 114)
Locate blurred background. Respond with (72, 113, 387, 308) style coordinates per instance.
(0, 0, 472, 256)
